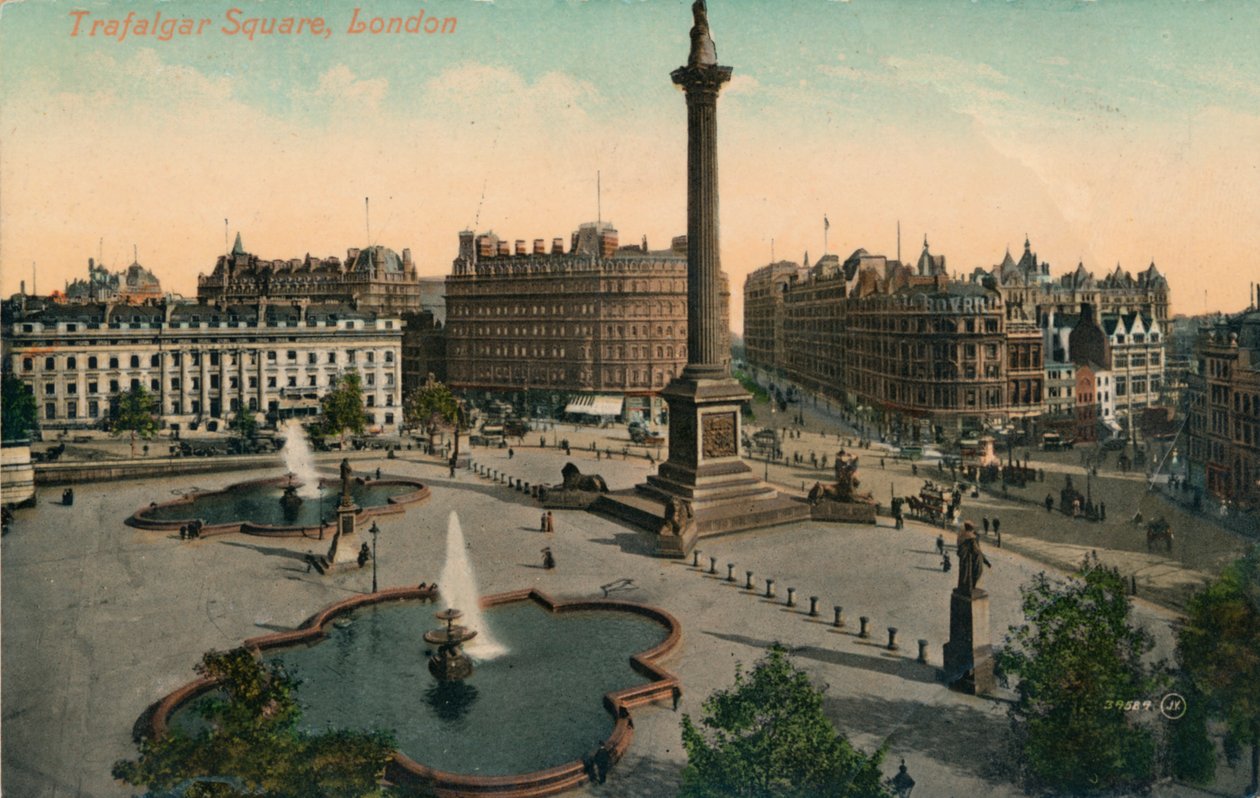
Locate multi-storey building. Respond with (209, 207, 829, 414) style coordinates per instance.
(1103, 311, 1165, 436)
(444, 221, 728, 423)
(64, 257, 163, 304)
(1185, 309, 1260, 507)
(197, 234, 423, 317)
(2, 297, 403, 433)
(743, 260, 806, 377)
(781, 255, 847, 397)
(991, 237, 1170, 329)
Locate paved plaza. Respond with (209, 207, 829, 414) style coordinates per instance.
(7, 428, 1252, 798)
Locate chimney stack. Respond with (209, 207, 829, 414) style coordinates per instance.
(533, 239, 546, 255)
(515, 240, 526, 256)
(497, 240, 511, 257)
(552, 237, 564, 255)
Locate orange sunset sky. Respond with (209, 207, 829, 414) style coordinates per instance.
(2, 0, 1259, 330)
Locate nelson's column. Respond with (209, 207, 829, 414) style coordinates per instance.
(597, 0, 808, 556)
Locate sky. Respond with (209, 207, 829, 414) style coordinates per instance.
(2, 0, 1259, 330)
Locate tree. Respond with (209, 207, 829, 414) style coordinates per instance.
(1, 371, 38, 441)
(229, 407, 258, 453)
(995, 554, 1162, 794)
(1175, 545, 1260, 793)
(680, 643, 892, 798)
(403, 375, 460, 459)
(320, 371, 367, 447)
(109, 384, 159, 458)
(112, 648, 396, 798)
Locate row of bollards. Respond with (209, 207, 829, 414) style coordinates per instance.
(691, 549, 930, 664)
(471, 463, 541, 499)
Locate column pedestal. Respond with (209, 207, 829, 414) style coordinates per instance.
(942, 588, 995, 695)
(325, 502, 362, 567)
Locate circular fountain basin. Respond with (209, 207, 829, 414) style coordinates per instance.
(152, 589, 681, 797)
(128, 475, 429, 536)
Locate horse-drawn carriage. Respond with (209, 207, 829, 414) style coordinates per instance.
(905, 481, 949, 524)
(1145, 516, 1173, 552)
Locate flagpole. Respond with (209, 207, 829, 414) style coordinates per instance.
(823, 215, 830, 256)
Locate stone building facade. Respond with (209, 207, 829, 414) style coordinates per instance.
(197, 234, 423, 316)
(2, 298, 403, 433)
(1185, 310, 1260, 507)
(744, 235, 1169, 442)
(65, 258, 163, 304)
(743, 260, 806, 377)
(444, 221, 729, 422)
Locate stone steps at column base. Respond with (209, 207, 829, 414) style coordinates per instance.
(590, 489, 811, 558)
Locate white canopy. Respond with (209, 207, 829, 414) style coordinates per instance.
(564, 395, 625, 417)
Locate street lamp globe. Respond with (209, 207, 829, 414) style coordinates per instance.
(891, 759, 915, 797)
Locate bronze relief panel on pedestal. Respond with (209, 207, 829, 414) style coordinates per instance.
(701, 412, 737, 459)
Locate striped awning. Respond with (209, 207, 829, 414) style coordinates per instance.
(564, 395, 624, 417)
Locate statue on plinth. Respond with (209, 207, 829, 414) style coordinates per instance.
(807, 449, 877, 523)
(539, 462, 610, 509)
(955, 523, 992, 595)
(339, 457, 354, 507)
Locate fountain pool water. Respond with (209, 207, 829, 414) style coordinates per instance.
(136, 479, 418, 529)
(170, 599, 669, 776)
(439, 511, 507, 659)
(281, 419, 322, 498)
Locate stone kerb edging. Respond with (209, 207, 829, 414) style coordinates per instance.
(146, 587, 682, 798)
(125, 477, 430, 538)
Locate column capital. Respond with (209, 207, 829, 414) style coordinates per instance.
(670, 64, 733, 94)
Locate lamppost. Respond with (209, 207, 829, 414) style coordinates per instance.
(369, 521, 380, 593)
(890, 759, 915, 797)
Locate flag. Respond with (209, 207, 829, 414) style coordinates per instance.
(824, 215, 830, 231)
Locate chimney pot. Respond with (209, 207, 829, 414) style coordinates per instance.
(515, 240, 526, 256)
(552, 238, 565, 255)
(534, 239, 546, 255)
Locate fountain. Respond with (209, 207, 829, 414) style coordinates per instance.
(425, 607, 478, 681)
(438, 511, 506, 658)
(281, 418, 322, 498)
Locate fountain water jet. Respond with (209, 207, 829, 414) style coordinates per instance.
(281, 419, 322, 498)
(439, 511, 507, 659)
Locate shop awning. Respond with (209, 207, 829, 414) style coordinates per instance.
(564, 395, 624, 417)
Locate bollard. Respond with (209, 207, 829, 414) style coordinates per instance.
(708, 556, 717, 575)
(765, 578, 776, 598)
(726, 564, 735, 582)
(786, 587, 797, 607)
(833, 606, 845, 628)
(887, 627, 899, 651)
(859, 616, 870, 638)
(692, 550, 703, 568)
(917, 639, 928, 663)
(1131, 575, 1137, 595)
(809, 596, 820, 617)
(524, 482, 530, 493)
(745, 571, 754, 590)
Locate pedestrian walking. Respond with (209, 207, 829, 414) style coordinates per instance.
(880, 458, 885, 469)
(982, 517, 990, 535)
(305, 553, 315, 573)
(912, 463, 918, 476)
(1100, 501, 1106, 521)
(541, 512, 549, 532)
(992, 517, 1001, 537)
(542, 547, 556, 569)
(1045, 494, 1054, 513)
(546, 511, 555, 533)
(508, 448, 514, 460)
(941, 552, 952, 572)
(935, 534, 945, 556)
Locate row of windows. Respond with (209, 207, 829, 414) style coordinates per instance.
(20, 349, 395, 372)
(37, 371, 398, 396)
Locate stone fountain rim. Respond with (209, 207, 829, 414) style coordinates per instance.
(144, 586, 683, 798)
(124, 473, 430, 538)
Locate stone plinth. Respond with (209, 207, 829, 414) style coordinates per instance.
(942, 588, 995, 695)
(810, 499, 877, 524)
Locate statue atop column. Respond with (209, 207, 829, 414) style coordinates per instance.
(688, 0, 718, 67)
